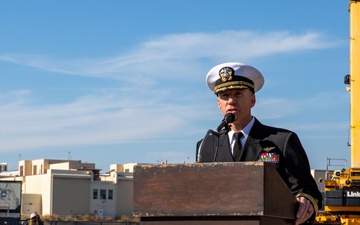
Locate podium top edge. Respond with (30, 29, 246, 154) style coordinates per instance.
(134, 161, 270, 169)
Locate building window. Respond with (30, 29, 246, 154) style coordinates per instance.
(93, 189, 98, 199)
(108, 190, 113, 200)
(33, 165, 37, 175)
(20, 166, 24, 176)
(100, 189, 106, 200)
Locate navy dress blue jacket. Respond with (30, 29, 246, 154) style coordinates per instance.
(196, 118, 322, 223)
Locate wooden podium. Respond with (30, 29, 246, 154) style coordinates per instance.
(133, 162, 297, 225)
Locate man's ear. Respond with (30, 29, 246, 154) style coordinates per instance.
(251, 94, 256, 108)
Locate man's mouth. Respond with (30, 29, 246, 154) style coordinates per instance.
(227, 109, 238, 113)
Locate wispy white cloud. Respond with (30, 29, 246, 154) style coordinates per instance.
(0, 88, 347, 152)
(0, 30, 344, 153)
(0, 30, 341, 78)
(0, 88, 208, 151)
(254, 91, 349, 133)
(140, 30, 336, 60)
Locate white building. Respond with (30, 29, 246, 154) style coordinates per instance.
(0, 159, 150, 219)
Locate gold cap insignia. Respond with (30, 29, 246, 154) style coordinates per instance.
(219, 67, 234, 82)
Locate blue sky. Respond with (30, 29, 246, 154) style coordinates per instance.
(0, 1, 351, 172)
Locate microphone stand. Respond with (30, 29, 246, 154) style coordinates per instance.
(197, 124, 231, 162)
(197, 129, 218, 162)
(217, 123, 231, 135)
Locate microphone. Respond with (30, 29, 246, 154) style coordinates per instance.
(198, 113, 235, 162)
(216, 113, 235, 132)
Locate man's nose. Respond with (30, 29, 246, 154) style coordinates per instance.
(228, 96, 237, 104)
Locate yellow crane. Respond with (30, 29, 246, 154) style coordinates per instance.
(315, 1, 360, 224)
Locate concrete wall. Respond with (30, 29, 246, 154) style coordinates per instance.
(52, 176, 91, 216)
(116, 179, 133, 217)
(22, 193, 41, 216)
(90, 181, 117, 218)
(22, 173, 51, 215)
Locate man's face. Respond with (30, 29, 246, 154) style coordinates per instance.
(217, 89, 255, 124)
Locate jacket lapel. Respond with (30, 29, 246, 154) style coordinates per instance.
(240, 119, 265, 161)
(216, 133, 234, 162)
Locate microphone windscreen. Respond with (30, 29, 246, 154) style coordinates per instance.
(224, 113, 235, 123)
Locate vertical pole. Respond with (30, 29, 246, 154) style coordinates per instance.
(350, 0, 360, 167)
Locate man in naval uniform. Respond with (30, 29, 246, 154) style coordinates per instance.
(196, 62, 322, 225)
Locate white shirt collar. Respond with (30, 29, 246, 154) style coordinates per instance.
(242, 116, 255, 139)
(228, 117, 255, 143)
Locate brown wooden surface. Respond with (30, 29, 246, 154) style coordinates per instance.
(139, 216, 294, 225)
(133, 162, 296, 220)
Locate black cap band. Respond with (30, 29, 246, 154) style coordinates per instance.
(214, 75, 254, 94)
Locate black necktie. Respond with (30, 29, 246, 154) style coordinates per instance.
(233, 132, 243, 161)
